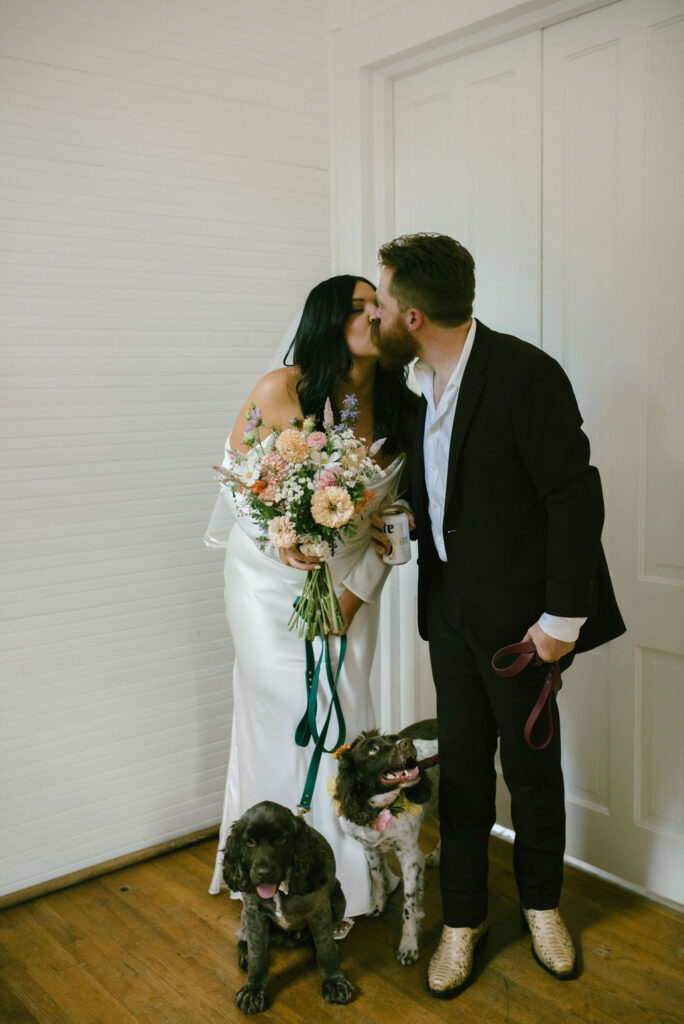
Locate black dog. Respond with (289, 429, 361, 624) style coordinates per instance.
(331, 720, 439, 964)
(223, 800, 354, 1014)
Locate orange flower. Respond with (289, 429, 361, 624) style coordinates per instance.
(276, 428, 308, 463)
(311, 486, 354, 527)
(355, 488, 377, 512)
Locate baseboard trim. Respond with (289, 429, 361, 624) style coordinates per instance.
(3, 822, 681, 916)
(0, 825, 220, 911)
(491, 824, 683, 914)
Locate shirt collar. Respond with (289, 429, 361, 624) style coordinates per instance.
(413, 317, 478, 403)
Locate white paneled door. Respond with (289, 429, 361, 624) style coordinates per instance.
(394, 31, 542, 345)
(392, 0, 684, 904)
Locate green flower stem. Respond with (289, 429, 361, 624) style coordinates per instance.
(287, 562, 345, 640)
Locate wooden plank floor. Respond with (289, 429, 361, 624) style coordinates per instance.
(1, 827, 683, 1024)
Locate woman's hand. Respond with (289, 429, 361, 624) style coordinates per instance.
(331, 588, 365, 635)
(370, 513, 390, 560)
(278, 546, 322, 571)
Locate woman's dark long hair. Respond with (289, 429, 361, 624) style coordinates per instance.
(284, 275, 417, 454)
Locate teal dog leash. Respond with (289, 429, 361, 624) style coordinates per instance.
(295, 634, 347, 814)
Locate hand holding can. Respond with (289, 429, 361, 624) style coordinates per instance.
(380, 504, 411, 565)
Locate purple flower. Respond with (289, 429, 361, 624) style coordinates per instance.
(340, 393, 359, 426)
(246, 404, 262, 430)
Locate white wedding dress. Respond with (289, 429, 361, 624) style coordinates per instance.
(208, 453, 406, 917)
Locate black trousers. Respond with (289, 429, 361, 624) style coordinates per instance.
(427, 564, 566, 927)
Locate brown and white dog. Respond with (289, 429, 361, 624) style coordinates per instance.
(329, 720, 439, 965)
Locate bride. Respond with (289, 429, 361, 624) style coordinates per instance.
(207, 274, 417, 926)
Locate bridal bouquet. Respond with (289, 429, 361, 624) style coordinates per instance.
(213, 395, 385, 641)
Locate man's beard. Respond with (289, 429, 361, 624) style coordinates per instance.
(371, 318, 420, 371)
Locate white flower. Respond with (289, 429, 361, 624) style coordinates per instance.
(299, 537, 332, 559)
(231, 448, 261, 486)
(323, 397, 334, 429)
(369, 437, 386, 457)
(341, 444, 367, 469)
(309, 449, 342, 469)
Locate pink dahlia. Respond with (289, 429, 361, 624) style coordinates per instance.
(307, 431, 328, 449)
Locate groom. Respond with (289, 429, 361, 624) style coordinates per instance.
(371, 233, 624, 998)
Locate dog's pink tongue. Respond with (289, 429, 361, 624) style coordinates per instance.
(257, 883, 277, 900)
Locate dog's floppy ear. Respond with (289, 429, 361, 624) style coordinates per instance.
(222, 818, 251, 893)
(334, 746, 378, 827)
(288, 814, 331, 895)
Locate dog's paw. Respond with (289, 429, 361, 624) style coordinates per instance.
(236, 983, 268, 1014)
(425, 841, 441, 868)
(367, 899, 387, 918)
(322, 973, 354, 1004)
(237, 940, 249, 972)
(396, 942, 420, 966)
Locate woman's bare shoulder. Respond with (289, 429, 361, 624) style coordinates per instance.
(251, 366, 300, 402)
(229, 366, 301, 449)
(251, 367, 301, 421)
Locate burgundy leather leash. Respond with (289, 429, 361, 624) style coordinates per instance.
(416, 753, 440, 770)
(491, 640, 562, 751)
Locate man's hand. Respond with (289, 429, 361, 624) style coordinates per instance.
(278, 545, 322, 571)
(524, 621, 575, 663)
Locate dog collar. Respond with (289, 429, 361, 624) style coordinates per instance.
(327, 778, 422, 828)
(372, 791, 423, 830)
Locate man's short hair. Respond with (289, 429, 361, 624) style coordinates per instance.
(378, 233, 475, 327)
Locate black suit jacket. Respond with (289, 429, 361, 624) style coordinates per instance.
(414, 321, 625, 657)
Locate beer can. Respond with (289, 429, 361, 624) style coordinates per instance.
(381, 504, 411, 565)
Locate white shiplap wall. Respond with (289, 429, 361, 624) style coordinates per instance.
(0, 0, 330, 898)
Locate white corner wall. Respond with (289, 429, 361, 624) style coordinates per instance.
(0, 0, 330, 898)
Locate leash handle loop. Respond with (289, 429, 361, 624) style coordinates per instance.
(491, 640, 537, 677)
(522, 664, 562, 750)
(491, 641, 562, 750)
(296, 633, 347, 813)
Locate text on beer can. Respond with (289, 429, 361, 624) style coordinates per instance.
(381, 505, 411, 565)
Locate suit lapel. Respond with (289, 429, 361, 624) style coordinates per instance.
(443, 324, 491, 512)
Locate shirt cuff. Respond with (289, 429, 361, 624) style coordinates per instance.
(539, 613, 587, 643)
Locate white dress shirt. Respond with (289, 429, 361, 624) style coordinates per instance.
(413, 319, 586, 644)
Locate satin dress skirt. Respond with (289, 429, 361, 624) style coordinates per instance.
(207, 455, 406, 915)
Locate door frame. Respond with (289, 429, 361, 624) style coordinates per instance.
(327, 0, 620, 275)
